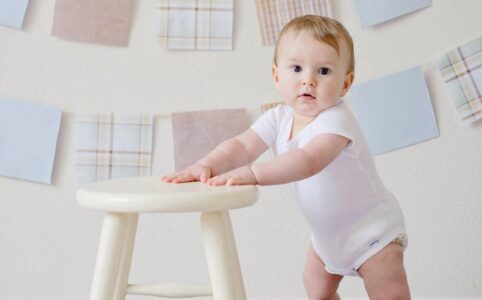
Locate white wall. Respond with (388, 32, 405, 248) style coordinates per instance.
(0, 0, 481, 299)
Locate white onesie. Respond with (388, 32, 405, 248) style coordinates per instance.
(251, 100, 407, 276)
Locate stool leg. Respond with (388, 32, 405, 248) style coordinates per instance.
(201, 211, 247, 300)
(90, 213, 128, 300)
(113, 213, 139, 300)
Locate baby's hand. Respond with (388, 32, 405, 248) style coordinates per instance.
(207, 166, 257, 186)
(162, 163, 212, 184)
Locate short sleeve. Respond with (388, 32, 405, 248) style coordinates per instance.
(250, 106, 283, 148)
(308, 102, 359, 146)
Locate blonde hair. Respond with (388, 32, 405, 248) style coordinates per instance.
(273, 15, 355, 73)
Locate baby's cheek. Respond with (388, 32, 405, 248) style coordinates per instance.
(280, 88, 296, 102)
(321, 82, 341, 97)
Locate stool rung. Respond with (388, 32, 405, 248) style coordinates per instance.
(126, 282, 212, 298)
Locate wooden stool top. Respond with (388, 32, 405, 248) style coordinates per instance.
(76, 177, 258, 213)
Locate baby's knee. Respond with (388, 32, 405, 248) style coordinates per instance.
(367, 281, 410, 300)
(303, 270, 339, 300)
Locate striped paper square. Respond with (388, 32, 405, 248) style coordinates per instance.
(75, 112, 153, 186)
(171, 109, 249, 171)
(156, 0, 234, 50)
(255, 0, 332, 46)
(439, 36, 482, 125)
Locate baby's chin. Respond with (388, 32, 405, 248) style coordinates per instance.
(290, 108, 321, 118)
(288, 102, 335, 115)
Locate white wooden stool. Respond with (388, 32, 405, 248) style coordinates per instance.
(76, 177, 258, 300)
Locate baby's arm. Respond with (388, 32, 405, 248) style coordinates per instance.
(162, 129, 268, 183)
(207, 133, 349, 186)
(198, 129, 268, 175)
(251, 133, 349, 185)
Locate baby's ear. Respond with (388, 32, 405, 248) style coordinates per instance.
(340, 71, 355, 97)
(272, 65, 280, 86)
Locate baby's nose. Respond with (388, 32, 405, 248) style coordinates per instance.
(302, 78, 316, 87)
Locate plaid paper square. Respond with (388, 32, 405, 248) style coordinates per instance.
(75, 112, 153, 186)
(439, 36, 482, 125)
(156, 0, 234, 50)
(255, 0, 332, 46)
(171, 109, 250, 171)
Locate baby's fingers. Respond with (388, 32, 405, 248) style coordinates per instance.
(162, 173, 181, 182)
(199, 170, 212, 183)
(207, 176, 228, 186)
(172, 174, 197, 183)
(162, 171, 196, 183)
(226, 177, 246, 186)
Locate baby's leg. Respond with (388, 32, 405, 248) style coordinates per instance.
(357, 242, 411, 299)
(303, 243, 343, 300)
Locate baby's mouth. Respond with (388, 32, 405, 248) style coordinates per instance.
(298, 93, 316, 100)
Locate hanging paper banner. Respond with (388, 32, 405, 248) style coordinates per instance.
(0, 0, 30, 29)
(255, 0, 332, 46)
(351, 66, 439, 155)
(0, 97, 61, 184)
(353, 0, 432, 28)
(156, 0, 234, 50)
(52, 0, 134, 47)
(75, 112, 153, 186)
(171, 108, 250, 171)
(438, 36, 482, 125)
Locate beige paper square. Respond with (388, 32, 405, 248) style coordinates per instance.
(172, 109, 249, 171)
(52, 0, 134, 47)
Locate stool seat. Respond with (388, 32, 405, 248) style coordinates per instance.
(77, 177, 258, 213)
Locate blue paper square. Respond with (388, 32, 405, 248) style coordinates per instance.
(0, 97, 62, 183)
(351, 66, 439, 155)
(353, 0, 432, 28)
(0, 0, 30, 29)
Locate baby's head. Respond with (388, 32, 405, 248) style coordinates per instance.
(274, 15, 355, 74)
(272, 15, 355, 117)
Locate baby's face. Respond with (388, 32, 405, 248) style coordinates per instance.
(273, 30, 354, 118)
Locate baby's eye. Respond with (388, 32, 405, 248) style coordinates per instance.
(290, 65, 302, 72)
(318, 67, 331, 75)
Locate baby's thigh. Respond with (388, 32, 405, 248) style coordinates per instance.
(357, 243, 411, 299)
(303, 244, 343, 298)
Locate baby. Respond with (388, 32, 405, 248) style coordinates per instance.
(163, 15, 411, 299)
